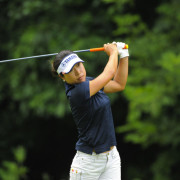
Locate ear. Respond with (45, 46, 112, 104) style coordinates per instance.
(58, 73, 65, 81)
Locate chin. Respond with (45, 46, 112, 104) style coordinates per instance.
(79, 79, 85, 83)
(78, 76, 86, 83)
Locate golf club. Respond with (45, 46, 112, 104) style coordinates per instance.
(0, 45, 128, 63)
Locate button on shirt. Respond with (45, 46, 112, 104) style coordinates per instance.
(65, 77, 117, 154)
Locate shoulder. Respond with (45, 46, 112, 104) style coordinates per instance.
(86, 76, 94, 81)
(66, 77, 94, 93)
(72, 77, 94, 95)
(67, 77, 94, 105)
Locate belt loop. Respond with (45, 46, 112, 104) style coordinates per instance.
(77, 151, 80, 157)
(111, 146, 116, 159)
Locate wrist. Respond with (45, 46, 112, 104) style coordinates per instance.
(120, 57, 128, 61)
(110, 50, 118, 56)
(120, 49, 129, 58)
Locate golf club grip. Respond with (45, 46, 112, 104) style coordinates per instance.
(90, 47, 105, 52)
(90, 44, 128, 52)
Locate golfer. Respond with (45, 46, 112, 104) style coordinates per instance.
(52, 42, 129, 180)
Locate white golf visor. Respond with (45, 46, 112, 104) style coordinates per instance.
(57, 54, 84, 74)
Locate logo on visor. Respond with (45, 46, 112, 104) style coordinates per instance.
(57, 54, 82, 74)
(60, 54, 78, 68)
(61, 61, 67, 67)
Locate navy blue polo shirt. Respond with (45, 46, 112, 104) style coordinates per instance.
(65, 77, 117, 154)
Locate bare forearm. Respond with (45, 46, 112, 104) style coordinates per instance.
(113, 57, 128, 88)
(103, 52, 118, 77)
(103, 41, 129, 93)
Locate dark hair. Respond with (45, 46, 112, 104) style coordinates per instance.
(51, 50, 74, 77)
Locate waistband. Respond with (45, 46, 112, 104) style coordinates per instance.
(77, 146, 117, 157)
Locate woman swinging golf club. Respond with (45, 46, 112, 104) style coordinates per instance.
(51, 41, 129, 180)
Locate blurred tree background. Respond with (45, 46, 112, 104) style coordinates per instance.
(0, 0, 180, 179)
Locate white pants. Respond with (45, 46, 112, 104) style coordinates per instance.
(69, 146, 121, 180)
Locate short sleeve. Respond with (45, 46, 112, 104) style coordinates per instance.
(70, 81, 90, 106)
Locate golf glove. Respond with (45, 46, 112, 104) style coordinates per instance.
(112, 41, 129, 58)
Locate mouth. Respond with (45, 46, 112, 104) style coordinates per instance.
(78, 75, 84, 81)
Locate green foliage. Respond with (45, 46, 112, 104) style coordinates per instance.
(0, 0, 111, 118)
(1, 0, 180, 179)
(116, 0, 180, 147)
(117, 52, 180, 146)
(113, 14, 147, 36)
(0, 146, 28, 180)
(115, 0, 180, 179)
(151, 148, 180, 180)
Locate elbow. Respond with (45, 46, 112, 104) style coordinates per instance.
(114, 84, 126, 93)
(117, 78, 128, 92)
(121, 85, 126, 91)
(121, 82, 127, 91)
(118, 83, 126, 92)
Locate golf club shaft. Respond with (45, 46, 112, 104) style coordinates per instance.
(0, 44, 128, 63)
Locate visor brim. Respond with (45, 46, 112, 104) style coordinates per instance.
(63, 59, 84, 74)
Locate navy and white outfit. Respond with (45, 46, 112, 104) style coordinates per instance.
(65, 77, 121, 180)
